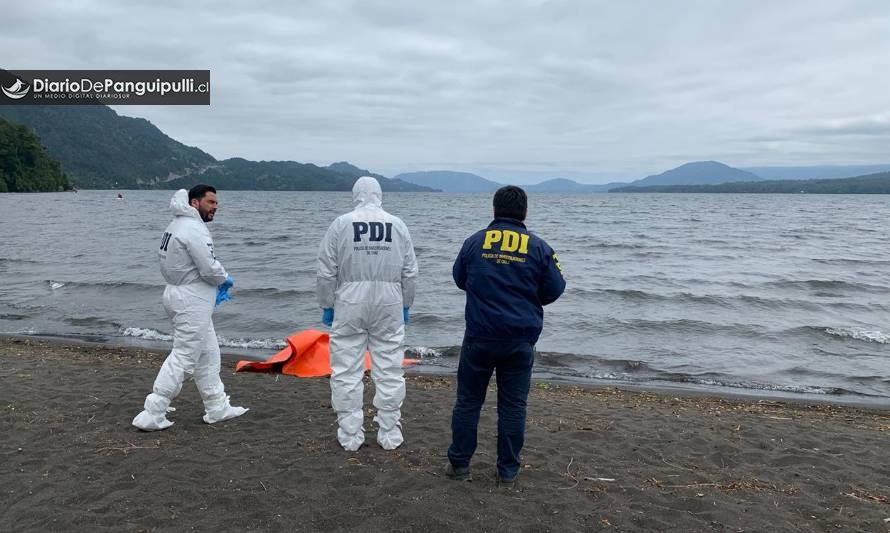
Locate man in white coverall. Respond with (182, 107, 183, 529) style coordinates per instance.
(133, 185, 248, 431)
(317, 176, 418, 451)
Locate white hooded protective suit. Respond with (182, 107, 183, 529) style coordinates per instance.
(317, 177, 418, 450)
(132, 189, 248, 431)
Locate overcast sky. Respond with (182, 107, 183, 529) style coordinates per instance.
(3, 1, 889, 183)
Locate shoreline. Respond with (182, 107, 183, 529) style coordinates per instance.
(5, 332, 888, 411)
(2, 335, 889, 531)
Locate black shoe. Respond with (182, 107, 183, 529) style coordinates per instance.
(445, 463, 470, 481)
(496, 473, 516, 488)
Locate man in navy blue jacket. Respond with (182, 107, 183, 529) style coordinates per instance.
(446, 185, 565, 486)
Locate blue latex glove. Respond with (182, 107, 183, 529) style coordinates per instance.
(322, 308, 334, 327)
(403, 307, 410, 324)
(215, 276, 234, 307)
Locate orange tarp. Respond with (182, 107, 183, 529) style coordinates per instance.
(234, 329, 418, 378)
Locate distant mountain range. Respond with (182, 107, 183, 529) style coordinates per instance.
(610, 172, 890, 194)
(395, 171, 619, 192)
(524, 178, 612, 193)
(0, 105, 433, 192)
(630, 161, 762, 187)
(397, 161, 765, 192)
(167, 159, 428, 192)
(740, 164, 890, 180)
(397, 160, 890, 193)
(392, 171, 502, 192)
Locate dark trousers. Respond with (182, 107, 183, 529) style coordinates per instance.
(447, 337, 535, 479)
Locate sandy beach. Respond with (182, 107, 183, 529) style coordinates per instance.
(1, 336, 889, 532)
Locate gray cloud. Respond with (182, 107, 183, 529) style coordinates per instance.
(793, 114, 890, 137)
(3, 0, 890, 183)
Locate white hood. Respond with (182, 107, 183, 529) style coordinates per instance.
(170, 189, 200, 219)
(352, 176, 383, 209)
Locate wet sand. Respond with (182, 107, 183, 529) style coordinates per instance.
(1, 336, 889, 532)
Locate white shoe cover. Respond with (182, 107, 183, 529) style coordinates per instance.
(132, 410, 174, 431)
(375, 416, 403, 450)
(133, 395, 175, 431)
(337, 428, 365, 451)
(203, 395, 249, 424)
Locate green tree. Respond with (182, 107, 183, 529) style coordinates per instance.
(0, 117, 70, 192)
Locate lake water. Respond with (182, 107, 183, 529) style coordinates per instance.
(2, 190, 889, 405)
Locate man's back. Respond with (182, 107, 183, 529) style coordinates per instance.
(317, 175, 418, 311)
(454, 217, 565, 344)
(323, 207, 413, 286)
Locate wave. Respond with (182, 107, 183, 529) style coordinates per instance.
(65, 316, 122, 329)
(566, 316, 756, 337)
(573, 288, 817, 311)
(0, 327, 39, 335)
(610, 275, 692, 290)
(41, 281, 316, 300)
(691, 238, 730, 245)
(735, 294, 822, 311)
(811, 291, 845, 298)
(823, 327, 890, 345)
(560, 361, 873, 397)
(628, 251, 670, 258)
(0, 258, 42, 265)
(407, 348, 657, 377)
(600, 288, 662, 301)
(590, 242, 649, 249)
(121, 327, 172, 342)
(763, 279, 890, 294)
(529, 358, 868, 397)
(608, 318, 765, 337)
(409, 314, 462, 326)
(0, 313, 30, 321)
(599, 289, 727, 306)
(234, 287, 315, 299)
(403, 346, 445, 360)
(660, 375, 846, 396)
(217, 336, 286, 350)
(534, 352, 659, 379)
(46, 280, 161, 291)
(119, 327, 286, 350)
(405, 345, 460, 359)
(812, 258, 890, 266)
(782, 325, 890, 346)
